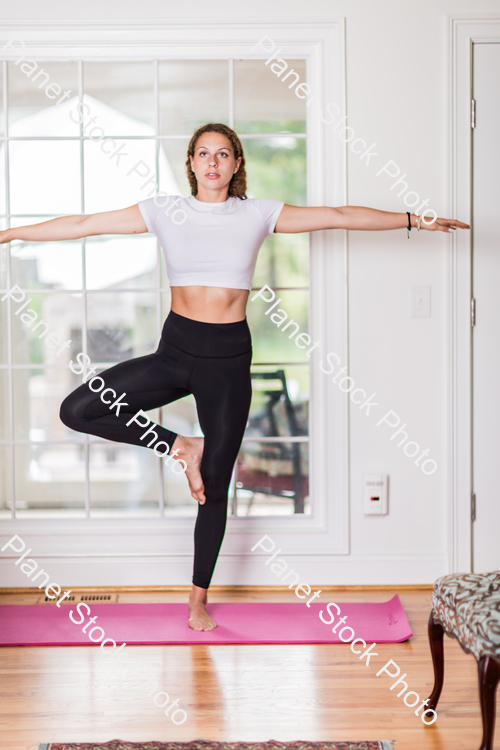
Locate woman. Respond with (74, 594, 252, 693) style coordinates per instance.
(1, 123, 469, 631)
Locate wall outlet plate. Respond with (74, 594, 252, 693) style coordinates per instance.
(363, 474, 388, 515)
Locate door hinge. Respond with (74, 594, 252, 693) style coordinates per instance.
(471, 492, 476, 521)
(471, 99, 476, 129)
(471, 297, 476, 327)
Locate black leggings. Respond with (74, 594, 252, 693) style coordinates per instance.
(59, 310, 253, 589)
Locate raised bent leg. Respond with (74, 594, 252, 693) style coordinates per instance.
(427, 610, 445, 711)
(59, 349, 191, 451)
(478, 656, 500, 750)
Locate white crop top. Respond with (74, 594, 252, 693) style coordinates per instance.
(137, 195, 284, 291)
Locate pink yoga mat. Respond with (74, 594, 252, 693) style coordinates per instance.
(0, 596, 411, 646)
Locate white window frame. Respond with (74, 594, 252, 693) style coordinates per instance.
(0, 19, 348, 586)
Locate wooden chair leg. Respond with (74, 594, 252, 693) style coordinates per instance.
(478, 656, 500, 750)
(426, 610, 445, 711)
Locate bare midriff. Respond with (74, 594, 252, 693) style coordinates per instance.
(170, 286, 250, 324)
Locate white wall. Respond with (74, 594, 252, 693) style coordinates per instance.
(1, 0, 497, 586)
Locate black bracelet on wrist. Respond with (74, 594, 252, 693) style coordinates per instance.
(406, 211, 412, 239)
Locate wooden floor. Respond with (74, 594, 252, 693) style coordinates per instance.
(0, 586, 496, 750)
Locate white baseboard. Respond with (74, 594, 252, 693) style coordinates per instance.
(0, 553, 447, 588)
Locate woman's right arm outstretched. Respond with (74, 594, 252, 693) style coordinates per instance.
(0, 204, 147, 244)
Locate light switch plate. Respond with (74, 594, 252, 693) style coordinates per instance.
(410, 285, 431, 317)
(363, 474, 388, 515)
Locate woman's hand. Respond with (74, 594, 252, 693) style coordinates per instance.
(420, 217, 470, 233)
(0, 229, 12, 244)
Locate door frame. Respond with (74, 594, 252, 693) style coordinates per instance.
(449, 15, 500, 572)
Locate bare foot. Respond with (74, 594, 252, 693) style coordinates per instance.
(172, 435, 205, 504)
(188, 585, 218, 631)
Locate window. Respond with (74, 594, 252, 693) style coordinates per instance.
(0, 57, 310, 519)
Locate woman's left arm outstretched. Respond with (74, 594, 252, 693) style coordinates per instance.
(274, 205, 470, 234)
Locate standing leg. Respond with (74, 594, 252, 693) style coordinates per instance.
(188, 349, 253, 630)
(478, 656, 500, 750)
(426, 610, 445, 711)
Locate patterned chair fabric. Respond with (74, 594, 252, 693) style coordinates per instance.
(432, 571, 500, 662)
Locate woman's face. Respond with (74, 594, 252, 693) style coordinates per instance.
(189, 132, 242, 196)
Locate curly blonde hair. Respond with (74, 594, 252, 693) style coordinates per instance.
(186, 123, 247, 199)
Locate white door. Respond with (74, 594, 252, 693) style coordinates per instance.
(472, 42, 500, 572)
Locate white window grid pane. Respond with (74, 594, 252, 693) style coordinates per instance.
(1, 58, 309, 518)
